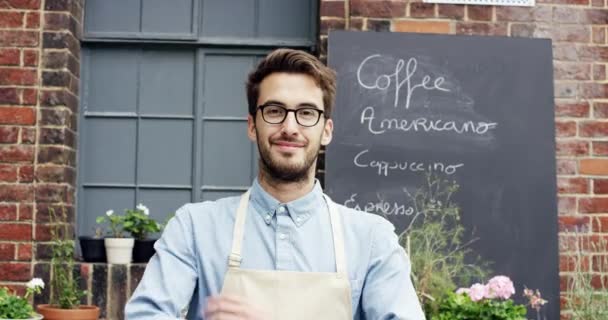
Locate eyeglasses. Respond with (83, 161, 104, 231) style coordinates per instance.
(257, 103, 325, 127)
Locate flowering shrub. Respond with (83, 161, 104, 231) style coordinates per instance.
(0, 278, 44, 319)
(96, 209, 126, 238)
(122, 204, 162, 240)
(434, 276, 547, 320)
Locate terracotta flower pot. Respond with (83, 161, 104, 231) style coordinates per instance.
(37, 305, 100, 320)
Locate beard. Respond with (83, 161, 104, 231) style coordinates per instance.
(256, 131, 321, 183)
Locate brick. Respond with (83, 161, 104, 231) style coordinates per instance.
(592, 216, 608, 232)
(591, 0, 604, 6)
(557, 159, 577, 175)
(593, 27, 606, 45)
(534, 25, 589, 43)
(42, 70, 71, 87)
(595, 179, 608, 194)
(25, 12, 39, 29)
(554, 62, 591, 81)
(555, 121, 576, 137)
(496, 7, 552, 22)
(560, 254, 589, 272)
(456, 22, 507, 36)
(581, 83, 608, 99)
(591, 275, 608, 289)
(367, 19, 390, 32)
(16, 243, 32, 260)
(35, 184, 67, 202)
(553, 7, 584, 24)
(0, 68, 36, 85)
(0, 30, 38, 47)
(18, 204, 32, 221)
(393, 20, 450, 34)
(0, 184, 33, 202)
(320, 18, 345, 35)
(558, 196, 576, 215)
(0, 164, 18, 182)
(409, 3, 435, 18)
(467, 6, 492, 21)
(556, 140, 589, 156)
(594, 102, 608, 118)
(437, 5, 464, 20)
(41, 108, 70, 126)
(541, 0, 589, 5)
(34, 224, 54, 241)
(108, 264, 127, 320)
(558, 177, 589, 194)
(594, 141, 608, 156)
(22, 88, 37, 105)
(579, 197, 608, 213)
(40, 89, 77, 112)
(0, 145, 34, 162)
(559, 215, 590, 232)
(350, 0, 407, 18)
(45, 0, 69, 11)
(38, 145, 75, 165)
(0, 262, 31, 281)
(580, 159, 608, 175)
(21, 128, 35, 144)
(580, 46, 608, 62)
(0, 88, 19, 104)
(0, 223, 32, 241)
(42, 31, 79, 58)
(510, 23, 534, 37)
(1, 0, 40, 9)
(553, 43, 579, 61)
(36, 165, 74, 183)
(44, 12, 72, 31)
(0, 49, 20, 66)
(0, 126, 19, 143)
(18, 165, 33, 182)
(42, 51, 69, 69)
(92, 264, 108, 319)
(0, 11, 24, 28)
(321, 1, 345, 18)
(593, 64, 606, 80)
(587, 9, 608, 24)
(591, 255, 608, 273)
(40, 127, 74, 146)
(579, 121, 608, 137)
(23, 50, 38, 67)
(0, 243, 15, 260)
(0, 204, 17, 220)
(35, 203, 73, 223)
(0, 107, 35, 125)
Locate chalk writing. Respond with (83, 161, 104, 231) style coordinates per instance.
(353, 149, 464, 177)
(344, 193, 417, 216)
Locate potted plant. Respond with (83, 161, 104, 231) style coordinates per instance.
(37, 208, 100, 320)
(96, 209, 133, 264)
(122, 203, 164, 263)
(78, 226, 106, 263)
(0, 278, 44, 320)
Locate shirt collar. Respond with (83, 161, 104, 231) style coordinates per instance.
(249, 178, 324, 227)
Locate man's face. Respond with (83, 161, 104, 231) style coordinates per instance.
(247, 72, 333, 182)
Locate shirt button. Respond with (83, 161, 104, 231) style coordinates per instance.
(264, 215, 271, 224)
(279, 233, 287, 240)
(277, 206, 285, 213)
(296, 216, 301, 222)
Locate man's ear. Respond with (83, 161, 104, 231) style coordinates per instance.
(321, 118, 333, 146)
(247, 114, 257, 142)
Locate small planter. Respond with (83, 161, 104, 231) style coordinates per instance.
(104, 238, 134, 264)
(79, 236, 106, 263)
(0, 314, 43, 320)
(37, 305, 99, 320)
(132, 238, 157, 263)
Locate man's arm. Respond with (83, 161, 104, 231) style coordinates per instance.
(125, 205, 198, 319)
(361, 219, 426, 320)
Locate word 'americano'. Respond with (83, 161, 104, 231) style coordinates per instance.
(354, 149, 464, 177)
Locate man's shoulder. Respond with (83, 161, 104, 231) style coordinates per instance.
(333, 201, 396, 234)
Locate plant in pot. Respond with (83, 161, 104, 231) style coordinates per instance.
(96, 209, 133, 264)
(0, 278, 44, 320)
(37, 208, 100, 320)
(123, 204, 169, 263)
(78, 226, 106, 263)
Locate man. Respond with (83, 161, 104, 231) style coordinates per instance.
(125, 49, 425, 320)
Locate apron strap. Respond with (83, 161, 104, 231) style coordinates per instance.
(228, 189, 348, 277)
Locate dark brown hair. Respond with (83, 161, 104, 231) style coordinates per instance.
(246, 48, 337, 119)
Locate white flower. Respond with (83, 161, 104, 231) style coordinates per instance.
(27, 278, 44, 290)
(137, 203, 150, 216)
(106, 209, 114, 217)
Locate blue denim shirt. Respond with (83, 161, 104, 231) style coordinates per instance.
(125, 179, 425, 320)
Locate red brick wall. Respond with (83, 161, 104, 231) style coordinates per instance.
(0, 0, 82, 296)
(320, 0, 608, 318)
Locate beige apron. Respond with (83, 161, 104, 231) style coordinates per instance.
(221, 190, 353, 320)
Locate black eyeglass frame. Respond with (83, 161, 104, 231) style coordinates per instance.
(256, 103, 326, 127)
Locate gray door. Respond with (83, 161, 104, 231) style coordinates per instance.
(78, 0, 318, 236)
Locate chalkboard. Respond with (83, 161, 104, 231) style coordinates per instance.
(326, 30, 558, 319)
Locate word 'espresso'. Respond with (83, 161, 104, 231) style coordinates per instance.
(344, 193, 416, 216)
(357, 54, 450, 109)
(354, 149, 464, 177)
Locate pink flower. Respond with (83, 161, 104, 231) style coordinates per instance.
(469, 283, 488, 302)
(456, 287, 470, 295)
(486, 275, 515, 300)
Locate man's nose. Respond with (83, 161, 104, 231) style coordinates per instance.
(280, 112, 299, 135)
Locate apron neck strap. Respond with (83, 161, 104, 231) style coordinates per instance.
(228, 189, 348, 276)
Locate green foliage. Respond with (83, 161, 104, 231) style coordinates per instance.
(122, 208, 161, 240)
(432, 292, 526, 320)
(400, 174, 490, 316)
(564, 228, 608, 320)
(49, 208, 86, 309)
(95, 210, 126, 238)
(0, 287, 35, 319)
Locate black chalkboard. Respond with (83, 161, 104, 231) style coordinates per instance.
(326, 30, 558, 319)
